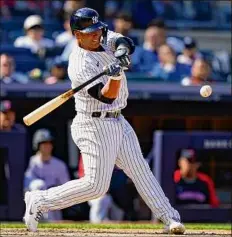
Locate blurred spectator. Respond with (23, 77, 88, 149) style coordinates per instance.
(174, 149, 220, 207)
(24, 129, 70, 221)
(0, 100, 25, 132)
(14, 15, 54, 56)
(131, 24, 159, 73)
(113, 12, 139, 45)
(177, 37, 202, 66)
(44, 59, 68, 84)
(55, 13, 73, 47)
(0, 112, 10, 131)
(150, 44, 191, 81)
(146, 19, 184, 53)
(131, 19, 184, 73)
(181, 58, 212, 86)
(0, 54, 29, 84)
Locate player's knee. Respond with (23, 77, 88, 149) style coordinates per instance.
(84, 177, 109, 199)
(91, 185, 109, 199)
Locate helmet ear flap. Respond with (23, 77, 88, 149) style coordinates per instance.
(101, 24, 108, 45)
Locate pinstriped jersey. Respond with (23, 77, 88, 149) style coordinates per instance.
(68, 30, 129, 113)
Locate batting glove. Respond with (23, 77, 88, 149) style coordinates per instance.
(104, 62, 122, 77)
(114, 46, 131, 68)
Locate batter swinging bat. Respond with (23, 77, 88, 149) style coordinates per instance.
(23, 70, 106, 126)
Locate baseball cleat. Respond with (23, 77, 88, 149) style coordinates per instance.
(164, 220, 185, 235)
(23, 191, 43, 232)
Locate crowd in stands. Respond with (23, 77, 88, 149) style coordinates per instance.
(0, 0, 231, 86)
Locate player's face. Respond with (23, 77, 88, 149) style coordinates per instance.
(76, 29, 103, 51)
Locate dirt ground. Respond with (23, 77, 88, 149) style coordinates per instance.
(0, 228, 231, 237)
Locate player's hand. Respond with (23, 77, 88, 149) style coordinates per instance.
(104, 62, 122, 77)
(114, 47, 131, 68)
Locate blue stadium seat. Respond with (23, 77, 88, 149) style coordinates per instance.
(0, 45, 45, 72)
(0, 45, 36, 57)
(14, 56, 46, 72)
(0, 19, 24, 31)
(7, 30, 24, 43)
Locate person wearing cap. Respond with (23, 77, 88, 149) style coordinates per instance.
(14, 15, 54, 54)
(24, 129, 70, 221)
(177, 37, 201, 66)
(174, 149, 219, 207)
(0, 100, 26, 131)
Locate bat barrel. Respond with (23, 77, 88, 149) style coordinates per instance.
(23, 89, 74, 126)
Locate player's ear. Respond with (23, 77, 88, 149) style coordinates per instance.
(73, 30, 80, 38)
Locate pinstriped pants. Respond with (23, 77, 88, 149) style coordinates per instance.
(39, 113, 180, 224)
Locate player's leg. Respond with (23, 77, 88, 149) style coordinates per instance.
(24, 117, 122, 231)
(115, 118, 185, 234)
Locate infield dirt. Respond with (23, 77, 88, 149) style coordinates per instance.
(1, 228, 231, 237)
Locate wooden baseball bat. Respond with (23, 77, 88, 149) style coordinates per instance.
(23, 71, 106, 126)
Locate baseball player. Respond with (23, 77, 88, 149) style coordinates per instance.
(23, 8, 185, 234)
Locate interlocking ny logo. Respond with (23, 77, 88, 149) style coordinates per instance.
(92, 16, 98, 23)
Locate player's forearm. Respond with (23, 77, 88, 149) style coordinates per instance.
(101, 77, 122, 99)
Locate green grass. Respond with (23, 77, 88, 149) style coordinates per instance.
(0, 222, 231, 230)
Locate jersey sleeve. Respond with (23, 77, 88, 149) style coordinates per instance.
(104, 30, 123, 52)
(198, 172, 220, 207)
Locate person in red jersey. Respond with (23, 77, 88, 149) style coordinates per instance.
(174, 149, 219, 207)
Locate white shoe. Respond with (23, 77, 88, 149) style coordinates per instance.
(23, 191, 43, 232)
(164, 220, 185, 235)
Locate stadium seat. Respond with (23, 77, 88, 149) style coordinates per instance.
(14, 56, 46, 72)
(0, 45, 45, 72)
(45, 46, 65, 58)
(0, 45, 36, 57)
(0, 19, 24, 32)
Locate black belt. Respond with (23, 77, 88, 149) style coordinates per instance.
(92, 111, 121, 118)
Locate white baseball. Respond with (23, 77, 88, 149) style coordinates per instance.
(200, 85, 212, 97)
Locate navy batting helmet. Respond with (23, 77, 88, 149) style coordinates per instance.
(33, 129, 53, 150)
(70, 7, 108, 35)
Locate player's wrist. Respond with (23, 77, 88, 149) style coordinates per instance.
(110, 75, 123, 80)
